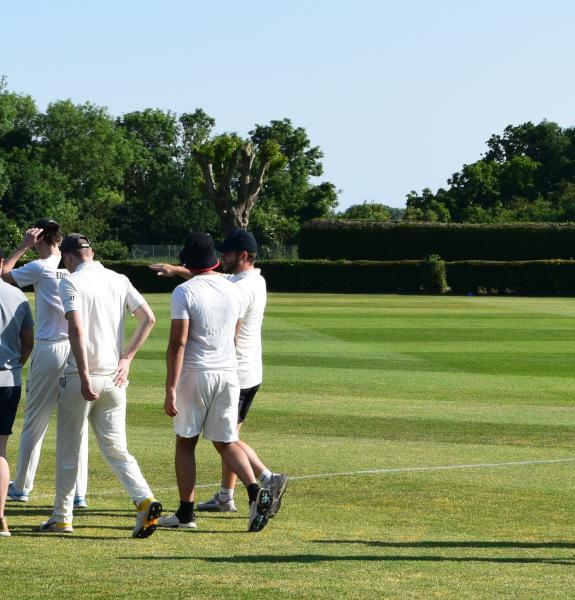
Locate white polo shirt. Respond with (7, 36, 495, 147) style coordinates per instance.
(59, 261, 146, 376)
(229, 268, 267, 389)
(11, 254, 69, 341)
(171, 274, 240, 372)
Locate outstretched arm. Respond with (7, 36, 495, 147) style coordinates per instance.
(149, 264, 193, 280)
(114, 303, 156, 387)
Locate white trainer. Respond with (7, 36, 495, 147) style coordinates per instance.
(197, 493, 237, 513)
(158, 513, 197, 529)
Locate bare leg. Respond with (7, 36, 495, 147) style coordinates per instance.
(221, 423, 267, 489)
(175, 435, 199, 501)
(0, 436, 9, 519)
(212, 440, 257, 488)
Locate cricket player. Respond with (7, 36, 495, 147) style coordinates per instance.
(150, 229, 288, 517)
(1, 220, 89, 508)
(39, 234, 162, 537)
(157, 232, 272, 532)
(0, 246, 34, 536)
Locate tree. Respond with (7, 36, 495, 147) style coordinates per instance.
(193, 133, 286, 235)
(339, 201, 392, 221)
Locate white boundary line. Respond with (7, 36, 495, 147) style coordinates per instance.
(31, 457, 575, 500)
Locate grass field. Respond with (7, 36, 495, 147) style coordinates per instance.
(2, 293, 575, 599)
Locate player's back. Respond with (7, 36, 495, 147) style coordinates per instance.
(172, 275, 240, 372)
(60, 261, 144, 376)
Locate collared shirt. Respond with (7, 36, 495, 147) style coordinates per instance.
(171, 274, 240, 372)
(0, 280, 34, 386)
(229, 268, 267, 389)
(59, 261, 146, 376)
(11, 254, 69, 341)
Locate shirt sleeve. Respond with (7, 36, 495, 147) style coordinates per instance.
(236, 285, 251, 320)
(125, 281, 146, 314)
(11, 260, 45, 288)
(18, 298, 34, 330)
(59, 277, 80, 314)
(171, 285, 191, 320)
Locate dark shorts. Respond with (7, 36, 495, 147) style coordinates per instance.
(0, 386, 22, 436)
(238, 385, 260, 424)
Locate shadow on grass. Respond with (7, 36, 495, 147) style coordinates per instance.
(314, 539, 575, 550)
(119, 554, 575, 566)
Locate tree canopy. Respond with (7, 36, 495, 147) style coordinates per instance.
(0, 80, 338, 256)
(405, 120, 575, 223)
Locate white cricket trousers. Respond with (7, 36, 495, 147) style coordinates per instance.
(53, 375, 152, 523)
(13, 339, 88, 496)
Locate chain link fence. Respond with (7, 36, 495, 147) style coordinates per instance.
(131, 244, 298, 262)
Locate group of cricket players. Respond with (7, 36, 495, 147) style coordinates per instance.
(0, 219, 287, 538)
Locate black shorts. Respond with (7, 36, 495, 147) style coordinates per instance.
(0, 386, 22, 436)
(238, 385, 260, 424)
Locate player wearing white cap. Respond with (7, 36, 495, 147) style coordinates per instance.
(1, 220, 89, 509)
(39, 234, 162, 537)
(150, 229, 287, 518)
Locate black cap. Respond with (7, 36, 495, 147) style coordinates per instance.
(179, 232, 219, 271)
(216, 229, 258, 254)
(60, 233, 92, 254)
(35, 218, 60, 230)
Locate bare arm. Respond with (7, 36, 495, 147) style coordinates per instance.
(164, 319, 189, 416)
(19, 327, 34, 366)
(149, 264, 193, 280)
(1, 228, 44, 284)
(114, 303, 156, 387)
(66, 310, 98, 401)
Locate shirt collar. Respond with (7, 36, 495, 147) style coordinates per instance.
(74, 260, 104, 273)
(231, 268, 260, 281)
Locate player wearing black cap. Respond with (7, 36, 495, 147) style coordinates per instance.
(158, 233, 272, 532)
(150, 230, 288, 518)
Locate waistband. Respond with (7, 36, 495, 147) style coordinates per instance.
(34, 338, 70, 346)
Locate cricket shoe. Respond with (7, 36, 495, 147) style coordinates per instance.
(7, 482, 28, 503)
(0, 517, 11, 537)
(158, 513, 197, 529)
(247, 487, 272, 533)
(268, 473, 289, 518)
(74, 496, 88, 510)
(197, 493, 237, 513)
(132, 498, 162, 539)
(38, 518, 74, 534)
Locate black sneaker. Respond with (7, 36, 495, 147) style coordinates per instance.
(247, 487, 272, 532)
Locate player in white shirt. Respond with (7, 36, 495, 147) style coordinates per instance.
(157, 233, 272, 533)
(39, 234, 162, 537)
(150, 230, 287, 518)
(1, 220, 89, 508)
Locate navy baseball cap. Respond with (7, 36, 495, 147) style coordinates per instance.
(216, 229, 258, 253)
(59, 233, 92, 254)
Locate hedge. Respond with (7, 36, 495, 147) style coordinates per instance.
(98, 259, 575, 296)
(299, 220, 575, 261)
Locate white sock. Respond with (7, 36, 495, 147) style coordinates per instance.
(218, 487, 234, 502)
(258, 469, 273, 487)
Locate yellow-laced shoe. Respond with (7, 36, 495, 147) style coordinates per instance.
(133, 498, 162, 539)
(38, 518, 74, 534)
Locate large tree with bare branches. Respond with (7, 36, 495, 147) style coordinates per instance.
(193, 133, 286, 235)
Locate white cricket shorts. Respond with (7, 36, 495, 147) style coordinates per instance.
(173, 369, 240, 442)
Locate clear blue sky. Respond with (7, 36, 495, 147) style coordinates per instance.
(2, 0, 574, 209)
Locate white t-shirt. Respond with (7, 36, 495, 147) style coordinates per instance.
(229, 269, 267, 388)
(11, 254, 69, 341)
(171, 275, 240, 372)
(59, 261, 146, 376)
